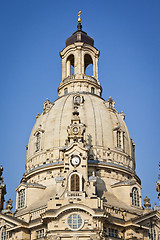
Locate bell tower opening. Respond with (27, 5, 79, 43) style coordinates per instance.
(66, 54, 74, 77)
(84, 54, 93, 76)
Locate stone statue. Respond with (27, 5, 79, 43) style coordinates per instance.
(6, 199, 13, 211)
(0, 165, 6, 211)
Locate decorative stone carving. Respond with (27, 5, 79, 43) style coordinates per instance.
(105, 96, 115, 110)
(66, 105, 86, 145)
(20, 173, 27, 183)
(34, 125, 45, 152)
(156, 168, 160, 206)
(6, 199, 13, 211)
(143, 196, 151, 212)
(0, 165, 6, 212)
(0, 165, 3, 178)
(120, 110, 125, 120)
(73, 94, 84, 105)
(36, 113, 40, 119)
(43, 98, 54, 114)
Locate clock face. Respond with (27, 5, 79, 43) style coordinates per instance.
(71, 155, 81, 167)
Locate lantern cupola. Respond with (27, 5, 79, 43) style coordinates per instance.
(58, 12, 101, 97)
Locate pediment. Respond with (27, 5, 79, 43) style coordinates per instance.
(62, 142, 89, 155)
(16, 182, 46, 191)
(0, 213, 28, 230)
(131, 210, 160, 226)
(41, 203, 105, 220)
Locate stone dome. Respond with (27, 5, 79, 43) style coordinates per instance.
(24, 23, 139, 191)
(26, 93, 135, 173)
(6, 20, 151, 240)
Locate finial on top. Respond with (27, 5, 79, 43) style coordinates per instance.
(78, 11, 82, 24)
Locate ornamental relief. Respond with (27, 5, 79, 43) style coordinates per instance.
(66, 105, 86, 145)
(43, 98, 54, 114)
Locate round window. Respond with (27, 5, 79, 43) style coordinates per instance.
(74, 96, 81, 104)
(73, 127, 79, 134)
(67, 214, 83, 230)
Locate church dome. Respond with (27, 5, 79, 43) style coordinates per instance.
(24, 19, 140, 203)
(26, 93, 135, 173)
(3, 15, 153, 240)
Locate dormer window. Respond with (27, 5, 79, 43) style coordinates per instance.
(131, 187, 139, 207)
(117, 131, 121, 148)
(116, 131, 125, 150)
(18, 189, 25, 209)
(36, 132, 41, 152)
(34, 126, 44, 152)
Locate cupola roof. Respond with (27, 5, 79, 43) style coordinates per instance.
(65, 11, 94, 47)
(65, 23, 94, 47)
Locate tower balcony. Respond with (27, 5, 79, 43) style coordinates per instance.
(58, 74, 102, 97)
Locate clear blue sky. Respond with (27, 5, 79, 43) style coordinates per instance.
(0, 0, 160, 209)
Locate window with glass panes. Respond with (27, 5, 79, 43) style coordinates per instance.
(117, 131, 121, 148)
(36, 132, 41, 152)
(18, 189, 25, 208)
(64, 88, 68, 95)
(148, 224, 156, 240)
(132, 187, 139, 207)
(36, 229, 44, 239)
(74, 96, 81, 104)
(71, 174, 80, 191)
(1, 226, 9, 240)
(108, 228, 118, 238)
(67, 214, 82, 230)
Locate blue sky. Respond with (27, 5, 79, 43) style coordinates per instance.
(0, 0, 160, 209)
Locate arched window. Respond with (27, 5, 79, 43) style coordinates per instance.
(35, 132, 41, 152)
(74, 95, 81, 104)
(71, 174, 80, 191)
(148, 224, 156, 240)
(64, 88, 68, 95)
(132, 187, 139, 207)
(91, 87, 95, 94)
(1, 226, 9, 240)
(117, 131, 121, 148)
(66, 54, 74, 76)
(84, 54, 93, 76)
(18, 189, 25, 208)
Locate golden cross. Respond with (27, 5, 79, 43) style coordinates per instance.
(78, 11, 82, 24)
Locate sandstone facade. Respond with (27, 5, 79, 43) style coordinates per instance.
(1, 17, 160, 240)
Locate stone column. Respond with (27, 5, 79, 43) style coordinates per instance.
(67, 59, 71, 77)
